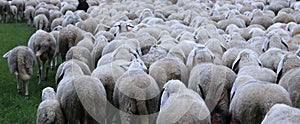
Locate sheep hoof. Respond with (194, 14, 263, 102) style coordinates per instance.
(18, 90, 22, 95)
(25, 95, 29, 100)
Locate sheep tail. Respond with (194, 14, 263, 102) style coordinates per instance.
(3, 50, 12, 58)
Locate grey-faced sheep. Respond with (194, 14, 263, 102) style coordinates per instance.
(157, 80, 211, 124)
(113, 59, 160, 124)
(230, 81, 292, 124)
(261, 104, 300, 124)
(3, 46, 35, 99)
(28, 30, 56, 84)
(37, 87, 66, 124)
(56, 61, 106, 124)
(188, 63, 236, 123)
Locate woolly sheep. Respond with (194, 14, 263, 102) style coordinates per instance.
(28, 30, 56, 84)
(91, 60, 128, 124)
(50, 17, 63, 31)
(3, 46, 35, 99)
(188, 63, 236, 123)
(250, 11, 274, 29)
(56, 61, 106, 123)
(276, 52, 300, 83)
(91, 34, 108, 67)
(231, 49, 262, 73)
(113, 59, 160, 124)
(262, 32, 289, 52)
(10, 0, 24, 21)
(65, 46, 94, 71)
(259, 48, 288, 72)
(141, 45, 168, 69)
(237, 65, 277, 83)
(273, 11, 296, 24)
(24, 5, 35, 26)
(101, 38, 141, 56)
(157, 80, 211, 124)
(34, 14, 49, 31)
(76, 32, 95, 52)
(58, 24, 84, 62)
(49, 9, 62, 25)
(149, 56, 189, 90)
(78, 17, 97, 35)
(230, 81, 292, 124)
(36, 87, 65, 124)
(135, 32, 157, 55)
(262, 104, 300, 124)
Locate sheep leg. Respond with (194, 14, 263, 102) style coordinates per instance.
(45, 60, 50, 80)
(24, 80, 29, 100)
(16, 75, 21, 95)
(137, 99, 149, 124)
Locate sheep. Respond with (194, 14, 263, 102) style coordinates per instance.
(273, 11, 296, 24)
(91, 35, 108, 67)
(78, 17, 97, 35)
(237, 65, 277, 83)
(157, 80, 211, 124)
(276, 52, 300, 83)
(51, 17, 63, 31)
(186, 44, 218, 74)
(231, 49, 262, 73)
(10, 0, 24, 22)
(262, 104, 300, 124)
(91, 60, 128, 124)
(97, 44, 140, 67)
(76, 32, 95, 52)
(113, 58, 160, 124)
(262, 32, 289, 52)
(8, 4, 17, 23)
(34, 14, 49, 31)
(65, 46, 94, 71)
(49, 10, 62, 25)
(0, 0, 10, 23)
(35, 7, 50, 21)
(250, 10, 274, 29)
(36, 87, 65, 124)
(56, 60, 106, 123)
(188, 63, 236, 123)
(61, 11, 82, 27)
(55, 59, 91, 85)
(28, 30, 56, 84)
(149, 56, 189, 90)
(230, 81, 292, 124)
(58, 24, 84, 62)
(217, 17, 246, 31)
(24, 5, 35, 26)
(101, 38, 141, 57)
(3, 46, 35, 99)
(259, 48, 288, 72)
(135, 32, 157, 55)
(141, 45, 168, 69)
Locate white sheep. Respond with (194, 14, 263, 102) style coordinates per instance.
(28, 30, 56, 84)
(157, 80, 211, 124)
(65, 46, 94, 71)
(24, 5, 35, 26)
(34, 14, 49, 31)
(36, 87, 65, 124)
(3, 46, 35, 99)
(113, 58, 160, 124)
(230, 81, 292, 124)
(262, 104, 300, 124)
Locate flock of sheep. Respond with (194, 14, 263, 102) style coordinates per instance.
(2, 0, 300, 123)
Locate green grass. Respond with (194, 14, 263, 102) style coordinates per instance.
(0, 22, 57, 124)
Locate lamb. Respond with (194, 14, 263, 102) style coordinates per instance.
(36, 87, 65, 124)
(33, 14, 49, 31)
(65, 46, 94, 71)
(230, 81, 292, 124)
(113, 59, 160, 124)
(58, 24, 84, 62)
(28, 30, 56, 84)
(149, 56, 189, 90)
(3, 46, 35, 99)
(261, 104, 300, 124)
(188, 63, 236, 123)
(157, 80, 211, 124)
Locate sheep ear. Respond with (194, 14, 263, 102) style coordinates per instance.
(257, 58, 263, 67)
(262, 37, 270, 52)
(206, 47, 216, 60)
(198, 84, 206, 100)
(159, 88, 168, 110)
(276, 56, 285, 83)
(232, 52, 241, 72)
(186, 49, 196, 69)
(119, 61, 131, 71)
(280, 37, 289, 51)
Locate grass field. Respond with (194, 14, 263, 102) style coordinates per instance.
(0, 22, 57, 124)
